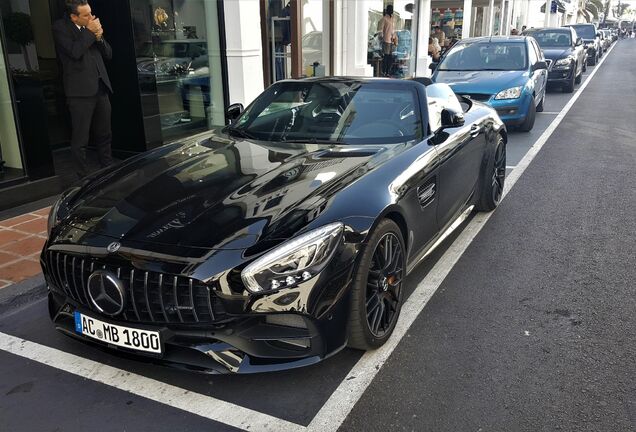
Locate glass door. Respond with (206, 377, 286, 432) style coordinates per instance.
(130, 0, 226, 145)
(0, 24, 24, 184)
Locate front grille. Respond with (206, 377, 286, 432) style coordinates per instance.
(45, 251, 226, 325)
(461, 93, 491, 102)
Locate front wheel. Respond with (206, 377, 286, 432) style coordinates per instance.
(563, 70, 576, 93)
(347, 220, 405, 350)
(518, 99, 536, 132)
(475, 134, 506, 212)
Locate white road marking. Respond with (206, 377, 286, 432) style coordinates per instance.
(305, 41, 616, 432)
(0, 332, 304, 432)
(538, 112, 560, 115)
(506, 165, 517, 169)
(0, 43, 616, 432)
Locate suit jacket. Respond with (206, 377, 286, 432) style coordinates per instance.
(52, 18, 113, 97)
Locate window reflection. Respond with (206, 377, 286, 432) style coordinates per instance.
(131, 0, 224, 146)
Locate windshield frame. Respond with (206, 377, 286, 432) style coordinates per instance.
(568, 25, 596, 39)
(437, 40, 529, 72)
(227, 80, 426, 145)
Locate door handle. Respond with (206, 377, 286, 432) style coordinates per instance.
(469, 125, 481, 138)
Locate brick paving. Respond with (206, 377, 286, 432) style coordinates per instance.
(0, 208, 49, 287)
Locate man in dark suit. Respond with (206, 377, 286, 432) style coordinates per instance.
(53, 0, 113, 179)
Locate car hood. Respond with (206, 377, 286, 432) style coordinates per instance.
(433, 70, 528, 95)
(541, 47, 573, 60)
(59, 132, 395, 251)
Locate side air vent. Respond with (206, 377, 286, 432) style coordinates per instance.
(417, 179, 436, 208)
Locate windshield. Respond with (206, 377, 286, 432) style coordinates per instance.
(528, 30, 571, 47)
(570, 25, 595, 39)
(438, 41, 528, 71)
(229, 81, 423, 144)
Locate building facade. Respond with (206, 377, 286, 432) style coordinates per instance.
(0, 0, 583, 210)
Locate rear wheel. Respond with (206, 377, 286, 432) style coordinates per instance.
(588, 53, 597, 66)
(475, 134, 506, 212)
(575, 71, 582, 84)
(518, 99, 536, 132)
(536, 92, 545, 113)
(582, 60, 587, 72)
(347, 220, 405, 350)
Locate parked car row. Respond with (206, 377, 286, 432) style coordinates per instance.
(428, 23, 613, 132)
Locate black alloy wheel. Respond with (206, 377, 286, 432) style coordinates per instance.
(347, 220, 405, 350)
(476, 134, 506, 211)
(365, 232, 404, 337)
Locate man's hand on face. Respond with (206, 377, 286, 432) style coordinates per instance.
(86, 16, 102, 36)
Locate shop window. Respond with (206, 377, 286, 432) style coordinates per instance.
(368, 1, 417, 79)
(301, 0, 329, 77)
(0, 13, 25, 183)
(131, 0, 225, 145)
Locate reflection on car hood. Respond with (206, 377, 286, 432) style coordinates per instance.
(434, 70, 528, 95)
(61, 132, 394, 251)
(541, 47, 573, 60)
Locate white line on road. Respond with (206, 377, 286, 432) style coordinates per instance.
(506, 165, 517, 169)
(0, 332, 304, 432)
(305, 41, 616, 432)
(538, 111, 560, 115)
(0, 43, 616, 432)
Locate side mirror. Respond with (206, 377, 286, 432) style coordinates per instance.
(576, 37, 582, 46)
(441, 108, 465, 129)
(533, 60, 548, 71)
(429, 62, 439, 72)
(226, 103, 244, 124)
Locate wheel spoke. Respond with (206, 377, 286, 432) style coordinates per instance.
(366, 295, 380, 318)
(372, 301, 385, 334)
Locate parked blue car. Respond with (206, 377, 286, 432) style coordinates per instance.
(431, 36, 548, 132)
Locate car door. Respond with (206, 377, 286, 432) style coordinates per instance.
(528, 39, 547, 105)
(427, 85, 487, 229)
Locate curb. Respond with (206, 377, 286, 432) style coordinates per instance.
(0, 274, 47, 316)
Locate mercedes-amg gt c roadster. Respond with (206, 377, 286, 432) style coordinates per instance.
(42, 77, 506, 373)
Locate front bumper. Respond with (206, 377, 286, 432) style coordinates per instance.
(488, 93, 532, 125)
(48, 288, 351, 374)
(547, 66, 575, 84)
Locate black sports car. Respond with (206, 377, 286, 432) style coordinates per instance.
(42, 77, 507, 373)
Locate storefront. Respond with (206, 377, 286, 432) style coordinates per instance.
(0, 0, 230, 210)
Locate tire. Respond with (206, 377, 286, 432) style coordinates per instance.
(347, 219, 405, 350)
(536, 92, 545, 113)
(588, 53, 597, 66)
(563, 70, 575, 93)
(475, 133, 506, 212)
(575, 70, 582, 84)
(518, 99, 536, 132)
(582, 60, 587, 72)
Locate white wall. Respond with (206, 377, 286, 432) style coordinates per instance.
(333, 0, 376, 76)
(223, 0, 264, 107)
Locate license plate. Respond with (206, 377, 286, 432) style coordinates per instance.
(74, 311, 162, 354)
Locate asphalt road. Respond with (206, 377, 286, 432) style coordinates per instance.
(1, 39, 634, 432)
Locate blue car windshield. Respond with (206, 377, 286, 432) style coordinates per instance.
(528, 30, 571, 47)
(438, 41, 528, 71)
(229, 81, 423, 144)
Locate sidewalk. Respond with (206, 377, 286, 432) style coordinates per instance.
(0, 208, 50, 289)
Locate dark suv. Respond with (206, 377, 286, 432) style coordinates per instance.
(564, 24, 602, 65)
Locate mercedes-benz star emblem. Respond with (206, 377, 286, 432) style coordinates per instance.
(87, 270, 126, 316)
(107, 242, 121, 253)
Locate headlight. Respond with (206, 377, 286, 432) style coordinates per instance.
(553, 57, 573, 68)
(494, 86, 522, 100)
(241, 223, 343, 293)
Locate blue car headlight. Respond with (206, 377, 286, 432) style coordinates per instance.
(494, 86, 522, 100)
(241, 223, 343, 293)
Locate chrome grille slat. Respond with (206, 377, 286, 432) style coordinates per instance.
(129, 269, 141, 321)
(189, 279, 199, 323)
(173, 276, 184, 323)
(45, 251, 223, 325)
(157, 274, 169, 322)
(206, 286, 215, 321)
(80, 259, 90, 304)
(143, 272, 155, 322)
